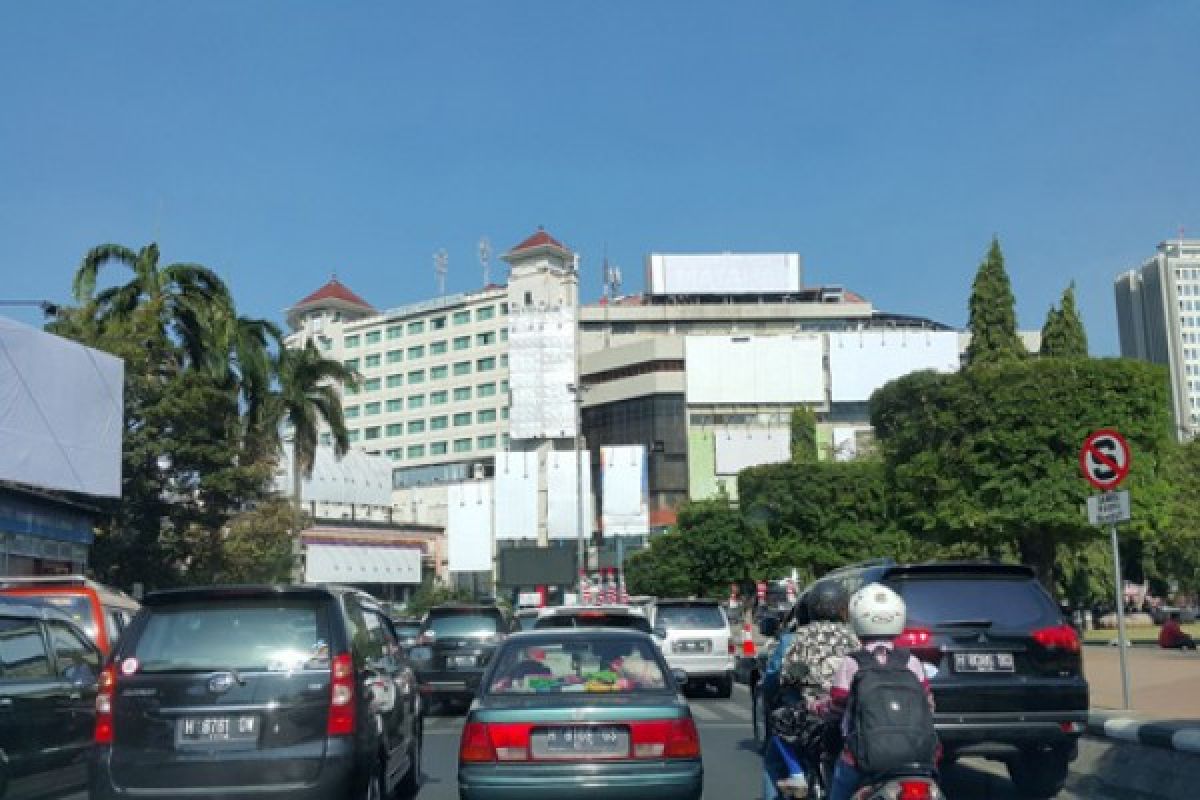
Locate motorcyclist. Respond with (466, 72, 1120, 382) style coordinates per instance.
(761, 582, 860, 799)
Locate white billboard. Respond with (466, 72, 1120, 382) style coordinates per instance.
(546, 450, 593, 541)
(685, 335, 824, 404)
(828, 331, 960, 403)
(600, 446, 648, 537)
(646, 253, 801, 295)
(275, 444, 392, 507)
(0, 316, 123, 498)
(305, 544, 422, 584)
(494, 450, 539, 541)
(508, 306, 577, 440)
(447, 481, 494, 572)
(714, 430, 791, 475)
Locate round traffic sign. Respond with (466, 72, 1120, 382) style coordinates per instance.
(1079, 429, 1131, 491)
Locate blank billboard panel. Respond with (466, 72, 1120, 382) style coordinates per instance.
(495, 451, 539, 541)
(685, 336, 823, 404)
(601, 446, 648, 537)
(275, 444, 393, 507)
(647, 253, 802, 295)
(546, 450, 594, 541)
(447, 481, 493, 572)
(0, 317, 123, 498)
(509, 307, 577, 440)
(305, 544, 422, 585)
(714, 430, 791, 475)
(828, 331, 960, 403)
(497, 546, 577, 587)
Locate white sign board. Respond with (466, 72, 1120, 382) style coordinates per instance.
(1087, 491, 1131, 526)
(447, 481, 494, 572)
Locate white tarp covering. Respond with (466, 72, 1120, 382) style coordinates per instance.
(447, 481, 493, 572)
(832, 427, 860, 462)
(0, 316, 123, 497)
(508, 306, 577, 440)
(305, 544, 422, 584)
(546, 450, 593, 541)
(601, 446, 648, 537)
(275, 444, 392, 507)
(714, 430, 792, 475)
(828, 331, 960, 403)
(685, 335, 824, 404)
(494, 451, 539, 541)
(647, 253, 802, 295)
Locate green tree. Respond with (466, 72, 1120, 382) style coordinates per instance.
(964, 237, 1026, 367)
(790, 406, 818, 464)
(405, 581, 473, 618)
(1040, 283, 1088, 358)
(211, 499, 300, 584)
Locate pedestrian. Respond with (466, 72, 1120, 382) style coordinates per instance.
(1158, 612, 1197, 651)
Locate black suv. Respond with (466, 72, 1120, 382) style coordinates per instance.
(89, 585, 422, 800)
(0, 596, 101, 800)
(805, 561, 1088, 798)
(408, 603, 507, 709)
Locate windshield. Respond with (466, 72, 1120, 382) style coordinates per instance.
(132, 601, 329, 672)
(892, 577, 1062, 630)
(31, 594, 97, 640)
(488, 636, 667, 695)
(393, 625, 421, 640)
(655, 604, 726, 631)
(424, 612, 501, 638)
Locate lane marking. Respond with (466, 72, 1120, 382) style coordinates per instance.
(689, 703, 720, 721)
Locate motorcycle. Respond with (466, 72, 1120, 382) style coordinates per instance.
(769, 705, 944, 800)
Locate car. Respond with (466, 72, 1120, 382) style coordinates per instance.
(803, 560, 1088, 798)
(458, 629, 702, 800)
(408, 603, 508, 710)
(88, 584, 422, 800)
(390, 616, 423, 651)
(533, 605, 653, 633)
(648, 599, 736, 698)
(0, 595, 102, 800)
(511, 608, 541, 633)
(0, 575, 139, 657)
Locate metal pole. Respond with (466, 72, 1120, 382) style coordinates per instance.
(1110, 522, 1132, 710)
(575, 428, 586, 599)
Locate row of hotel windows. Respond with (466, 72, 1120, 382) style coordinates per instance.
(345, 384, 502, 415)
(1179, 284, 1200, 297)
(1176, 270, 1200, 280)
(344, 329, 506, 356)
(342, 305, 507, 348)
(1182, 319, 1200, 330)
(346, 409, 505, 430)
(382, 435, 505, 461)
(344, 360, 506, 392)
(1183, 333, 1200, 344)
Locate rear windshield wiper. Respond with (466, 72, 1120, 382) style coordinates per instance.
(937, 619, 994, 628)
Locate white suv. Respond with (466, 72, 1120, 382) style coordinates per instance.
(650, 599, 735, 697)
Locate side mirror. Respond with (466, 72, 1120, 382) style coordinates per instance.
(671, 668, 689, 688)
(759, 616, 781, 639)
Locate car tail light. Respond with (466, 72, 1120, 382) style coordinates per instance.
(460, 722, 498, 763)
(1060, 721, 1086, 734)
(327, 653, 356, 736)
(728, 640, 736, 656)
(895, 626, 941, 663)
(629, 718, 700, 759)
(666, 718, 701, 758)
(1033, 624, 1081, 653)
(94, 664, 116, 744)
(485, 722, 533, 761)
(897, 780, 934, 800)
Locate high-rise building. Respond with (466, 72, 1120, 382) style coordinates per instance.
(1115, 238, 1200, 440)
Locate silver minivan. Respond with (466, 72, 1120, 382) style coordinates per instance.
(650, 599, 735, 697)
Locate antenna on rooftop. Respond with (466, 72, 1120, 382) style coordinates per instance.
(479, 237, 492, 286)
(434, 249, 448, 296)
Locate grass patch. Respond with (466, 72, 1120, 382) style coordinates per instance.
(1082, 623, 1200, 643)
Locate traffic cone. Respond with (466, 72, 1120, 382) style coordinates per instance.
(741, 622, 756, 658)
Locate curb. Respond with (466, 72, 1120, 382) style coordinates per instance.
(1088, 710, 1200, 755)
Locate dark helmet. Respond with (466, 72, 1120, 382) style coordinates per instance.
(805, 582, 849, 623)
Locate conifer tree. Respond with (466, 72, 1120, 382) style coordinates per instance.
(965, 237, 1026, 366)
(1040, 282, 1089, 358)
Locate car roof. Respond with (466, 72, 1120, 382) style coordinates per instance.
(142, 584, 342, 607)
(428, 603, 504, 612)
(504, 628, 657, 641)
(0, 594, 81, 623)
(880, 561, 1037, 580)
(0, 575, 140, 608)
(653, 598, 720, 606)
(538, 605, 644, 616)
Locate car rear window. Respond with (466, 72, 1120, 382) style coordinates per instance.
(536, 613, 652, 633)
(425, 611, 502, 637)
(888, 575, 1062, 630)
(131, 600, 330, 672)
(488, 636, 667, 695)
(655, 604, 726, 631)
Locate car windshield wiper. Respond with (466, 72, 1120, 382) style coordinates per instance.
(937, 619, 994, 628)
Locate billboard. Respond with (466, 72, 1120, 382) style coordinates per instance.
(497, 546, 577, 587)
(646, 253, 802, 295)
(305, 544, 422, 585)
(447, 480, 493, 572)
(714, 430, 791, 475)
(546, 449, 593, 541)
(600, 446, 648, 537)
(685, 335, 824, 404)
(494, 450, 539, 541)
(828, 331, 960, 403)
(275, 444, 393, 507)
(0, 316, 123, 498)
(508, 306, 577, 440)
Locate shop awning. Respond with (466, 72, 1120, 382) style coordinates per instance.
(304, 544, 421, 585)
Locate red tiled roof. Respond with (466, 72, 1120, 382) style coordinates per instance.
(292, 278, 374, 310)
(510, 228, 567, 253)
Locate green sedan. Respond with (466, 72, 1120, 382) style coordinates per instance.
(458, 629, 703, 800)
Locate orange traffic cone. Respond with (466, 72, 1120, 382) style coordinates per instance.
(741, 622, 756, 658)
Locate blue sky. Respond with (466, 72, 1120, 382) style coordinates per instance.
(2, 2, 1197, 355)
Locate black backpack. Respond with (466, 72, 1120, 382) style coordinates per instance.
(844, 647, 937, 775)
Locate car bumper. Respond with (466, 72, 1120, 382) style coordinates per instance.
(459, 759, 703, 800)
(665, 657, 735, 679)
(936, 711, 1088, 758)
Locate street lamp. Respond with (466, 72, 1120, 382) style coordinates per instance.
(567, 382, 588, 599)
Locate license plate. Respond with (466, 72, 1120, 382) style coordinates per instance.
(531, 725, 629, 759)
(177, 715, 258, 743)
(450, 655, 476, 668)
(954, 652, 1015, 673)
(673, 640, 711, 654)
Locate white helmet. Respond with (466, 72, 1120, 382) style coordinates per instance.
(848, 583, 906, 638)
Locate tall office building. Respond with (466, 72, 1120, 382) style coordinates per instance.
(1115, 238, 1200, 440)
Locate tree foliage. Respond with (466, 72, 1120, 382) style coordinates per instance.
(790, 406, 818, 464)
(1040, 283, 1089, 359)
(965, 238, 1026, 366)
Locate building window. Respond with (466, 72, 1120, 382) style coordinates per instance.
(365, 402, 381, 415)
(431, 316, 447, 330)
(431, 340, 448, 355)
(408, 395, 425, 409)
(477, 357, 496, 372)
(476, 332, 496, 346)
(365, 354, 381, 368)
(407, 320, 425, 335)
(363, 377, 381, 392)
(386, 448, 402, 461)
(454, 387, 471, 402)
(365, 330, 381, 345)
(453, 336, 471, 351)
(499, 354, 508, 368)
(500, 328, 508, 342)
(500, 302, 509, 315)
(501, 379, 509, 393)
(501, 407, 509, 420)
(477, 382, 496, 397)
(407, 345, 425, 360)
(453, 310, 471, 325)
(365, 426, 381, 440)
(387, 325, 403, 340)
(343, 358, 360, 370)
(477, 435, 496, 450)
(347, 430, 360, 443)
(386, 373, 403, 388)
(319, 432, 332, 446)
(477, 409, 497, 423)
(386, 423, 403, 437)
(345, 406, 360, 419)
(454, 412, 472, 426)
(430, 441, 448, 455)
(387, 349, 403, 364)
(502, 434, 510, 448)
(524, 291, 533, 306)
(430, 390, 448, 405)
(431, 365, 449, 380)
(344, 335, 360, 349)
(431, 415, 449, 430)
(453, 361, 471, 376)
(477, 306, 495, 321)
(454, 438, 472, 453)
(344, 383, 359, 396)
(407, 444, 425, 459)
(408, 420, 426, 434)
(386, 398, 403, 412)
(407, 369, 425, 385)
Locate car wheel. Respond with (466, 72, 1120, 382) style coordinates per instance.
(360, 763, 384, 800)
(752, 683, 768, 752)
(1008, 746, 1069, 798)
(715, 672, 733, 698)
(396, 723, 422, 798)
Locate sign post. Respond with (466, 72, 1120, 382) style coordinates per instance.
(1080, 428, 1133, 710)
